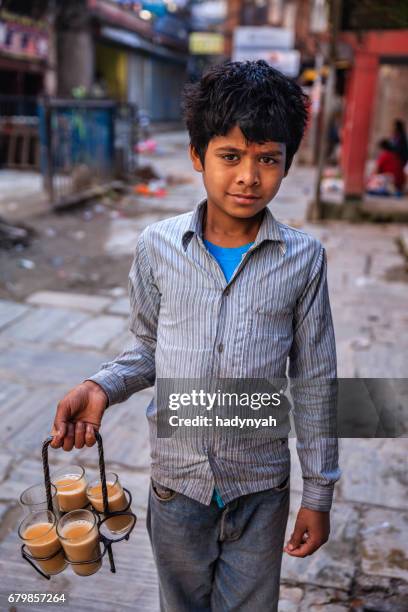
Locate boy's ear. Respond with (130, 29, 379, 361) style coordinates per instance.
(189, 144, 204, 173)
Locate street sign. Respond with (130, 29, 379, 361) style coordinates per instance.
(0, 10, 49, 61)
(234, 26, 294, 51)
(189, 32, 224, 55)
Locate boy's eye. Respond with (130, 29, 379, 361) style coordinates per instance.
(259, 156, 277, 165)
(222, 154, 239, 162)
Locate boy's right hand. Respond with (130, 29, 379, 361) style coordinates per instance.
(50, 380, 108, 451)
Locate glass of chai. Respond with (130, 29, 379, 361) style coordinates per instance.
(20, 483, 60, 517)
(51, 465, 88, 513)
(19, 510, 67, 575)
(57, 509, 102, 576)
(86, 472, 133, 535)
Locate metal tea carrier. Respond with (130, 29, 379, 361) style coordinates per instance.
(21, 431, 136, 579)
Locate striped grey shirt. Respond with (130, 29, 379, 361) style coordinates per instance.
(89, 199, 340, 511)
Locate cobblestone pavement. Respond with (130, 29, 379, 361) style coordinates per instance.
(0, 132, 407, 611)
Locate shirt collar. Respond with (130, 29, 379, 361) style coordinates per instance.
(182, 199, 286, 254)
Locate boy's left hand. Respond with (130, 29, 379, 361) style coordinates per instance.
(284, 507, 330, 557)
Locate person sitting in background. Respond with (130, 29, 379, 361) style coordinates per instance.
(391, 119, 408, 168)
(366, 139, 405, 196)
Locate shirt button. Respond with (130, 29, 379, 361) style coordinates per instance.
(218, 343, 224, 353)
(224, 287, 230, 296)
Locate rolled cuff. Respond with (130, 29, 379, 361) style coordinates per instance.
(85, 370, 127, 407)
(301, 480, 334, 512)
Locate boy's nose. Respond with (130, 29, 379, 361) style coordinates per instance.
(236, 161, 260, 186)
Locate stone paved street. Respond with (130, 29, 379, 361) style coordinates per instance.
(0, 131, 407, 611)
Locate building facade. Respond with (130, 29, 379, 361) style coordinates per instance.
(57, 0, 190, 122)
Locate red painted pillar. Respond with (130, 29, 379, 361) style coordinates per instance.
(341, 51, 379, 199)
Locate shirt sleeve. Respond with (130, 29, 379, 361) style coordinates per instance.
(289, 245, 341, 512)
(86, 231, 160, 406)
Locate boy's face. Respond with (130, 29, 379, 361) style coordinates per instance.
(189, 125, 287, 220)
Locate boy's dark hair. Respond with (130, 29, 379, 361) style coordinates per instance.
(182, 60, 310, 173)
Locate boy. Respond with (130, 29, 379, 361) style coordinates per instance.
(51, 60, 340, 611)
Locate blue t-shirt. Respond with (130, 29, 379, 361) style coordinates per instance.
(203, 239, 254, 283)
(204, 239, 254, 507)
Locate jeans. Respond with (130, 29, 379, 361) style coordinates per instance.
(146, 477, 290, 612)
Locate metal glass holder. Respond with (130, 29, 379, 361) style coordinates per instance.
(21, 431, 137, 579)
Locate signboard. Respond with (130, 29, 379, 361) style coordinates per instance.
(191, 1, 227, 23)
(232, 26, 299, 77)
(0, 10, 49, 61)
(189, 32, 224, 55)
(234, 26, 294, 51)
(233, 49, 300, 78)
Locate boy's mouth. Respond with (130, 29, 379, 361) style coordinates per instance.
(228, 193, 261, 203)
